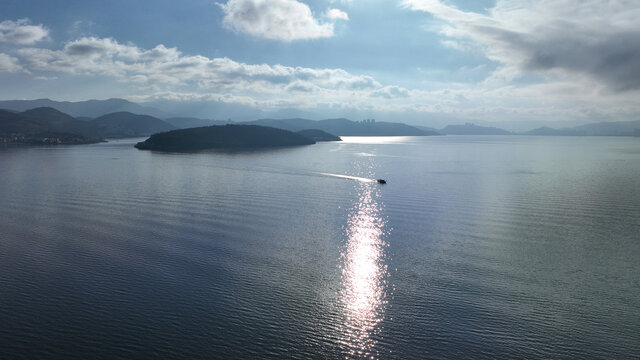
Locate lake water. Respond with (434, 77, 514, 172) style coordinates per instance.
(1, 136, 639, 359)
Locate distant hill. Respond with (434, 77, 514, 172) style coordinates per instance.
(415, 125, 442, 134)
(525, 120, 640, 136)
(0, 109, 46, 134)
(164, 117, 228, 129)
(296, 129, 341, 141)
(524, 127, 571, 136)
(0, 98, 167, 118)
(244, 118, 431, 136)
(440, 123, 512, 135)
(21, 107, 103, 137)
(1, 107, 177, 140)
(93, 112, 175, 137)
(135, 124, 315, 152)
(242, 118, 312, 132)
(0, 108, 101, 144)
(141, 99, 267, 121)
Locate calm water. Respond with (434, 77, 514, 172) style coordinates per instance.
(1, 136, 639, 359)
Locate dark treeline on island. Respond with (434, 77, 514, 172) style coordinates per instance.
(134, 125, 316, 152)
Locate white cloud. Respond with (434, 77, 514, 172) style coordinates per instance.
(34, 75, 57, 80)
(16, 36, 381, 95)
(0, 19, 49, 44)
(0, 53, 24, 72)
(403, 0, 640, 91)
(327, 8, 349, 21)
(370, 85, 410, 99)
(219, 0, 335, 41)
(7, 26, 640, 126)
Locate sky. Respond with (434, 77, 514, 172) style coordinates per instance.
(1, 0, 639, 129)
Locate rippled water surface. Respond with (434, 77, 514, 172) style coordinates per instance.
(1, 136, 639, 359)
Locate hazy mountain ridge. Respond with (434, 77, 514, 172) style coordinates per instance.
(440, 123, 513, 135)
(415, 125, 442, 134)
(296, 129, 342, 142)
(164, 117, 228, 129)
(0, 98, 167, 118)
(93, 112, 175, 137)
(525, 120, 640, 136)
(245, 118, 433, 136)
(2, 98, 639, 138)
(0, 107, 175, 140)
(21, 107, 103, 137)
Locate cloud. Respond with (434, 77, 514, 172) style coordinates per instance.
(327, 8, 349, 21)
(0, 53, 24, 72)
(285, 81, 320, 92)
(8, 26, 640, 126)
(403, 0, 640, 91)
(0, 19, 49, 44)
(16, 36, 381, 94)
(370, 85, 410, 99)
(219, 0, 335, 41)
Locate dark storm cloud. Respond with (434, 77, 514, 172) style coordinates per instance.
(405, 0, 640, 91)
(522, 31, 640, 91)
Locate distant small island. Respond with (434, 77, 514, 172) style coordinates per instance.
(134, 124, 316, 152)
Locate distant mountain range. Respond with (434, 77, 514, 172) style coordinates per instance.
(525, 120, 640, 136)
(92, 112, 175, 137)
(296, 129, 341, 142)
(0, 106, 430, 143)
(164, 117, 228, 129)
(433, 121, 639, 136)
(0, 98, 167, 118)
(0, 99, 432, 136)
(439, 123, 513, 135)
(1, 98, 639, 140)
(244, 118, 435, 136)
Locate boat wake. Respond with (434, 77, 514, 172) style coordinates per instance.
(316, 172, 377, 183)
(183, 160, 381, 183)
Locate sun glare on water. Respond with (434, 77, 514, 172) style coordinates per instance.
(338, 183, 389, 358)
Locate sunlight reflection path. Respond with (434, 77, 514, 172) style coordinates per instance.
(338, 181, 389, 358)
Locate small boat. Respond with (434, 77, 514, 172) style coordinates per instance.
(377, 179, 387, 184)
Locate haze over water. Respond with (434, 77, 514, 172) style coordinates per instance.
(1, 136, 639, 359)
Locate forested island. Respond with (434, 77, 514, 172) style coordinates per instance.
(134, 124, 317, 152)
